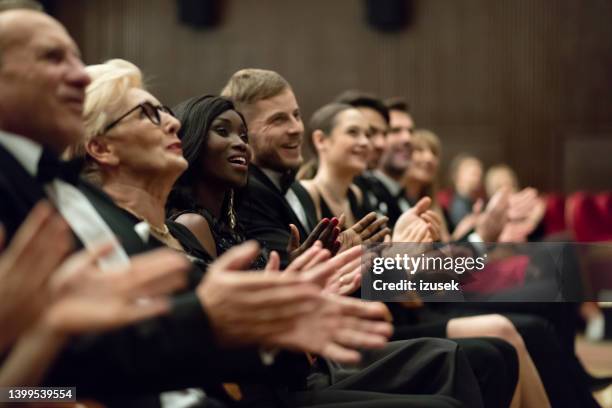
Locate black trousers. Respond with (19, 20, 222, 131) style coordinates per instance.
(390, 315, 518, 408)
(288, 338, 484, 408)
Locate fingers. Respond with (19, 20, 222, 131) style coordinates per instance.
(338, 272, 361, 295)
(301, 218, 330, 248)
(302, 247, 331, 271)
(7, 201, 55, 258)
(265, 251, 281, 273)
(413, 197, 432, 215)
(360, 216, 389, 240)
(245, 283, 321, 309)
(321, 343, 361, 364)
(317, 218, 338, 247)
(364, 227, 391, 244)
(21, 213, 73, 287)
(335, 319, 392, 347)
(286, 224, 301, 253)
(300, 246, 362, 288)
(351, 212, 377, 234)
(285, 242, 323, 274)
(120, 298, 172, 325)
(49, 243, 114, 293)
(333, 296, 392, 322)
(472, 199, 484, 214)
(121, 249, 189, 297)
(210, 240, 260, 272)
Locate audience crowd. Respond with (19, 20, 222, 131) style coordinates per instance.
(0, 6, 610, 408)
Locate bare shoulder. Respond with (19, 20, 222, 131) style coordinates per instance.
(299, 179, 316, 197)
(174, 212, 216, 256)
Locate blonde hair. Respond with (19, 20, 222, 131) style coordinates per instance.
(485, 164, 519, 197)
(409, 129, 442, 205)
(220, 68, 289, 108)
(64, 59, 144, 182)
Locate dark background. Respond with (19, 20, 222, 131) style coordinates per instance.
(53, 0, 612, 192)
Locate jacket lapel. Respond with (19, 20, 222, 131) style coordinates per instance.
(249, 166, 308, 237)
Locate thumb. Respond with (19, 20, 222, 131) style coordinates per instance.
(413, 197, 432, 215)
(473, 199, 484, 214)
(264, 250, 281, 273)
(287, 224, 300, 252)
(211, 240, 260, 272)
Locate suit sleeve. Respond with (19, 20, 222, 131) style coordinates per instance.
(236, 184, 294, 267)
(43, 292, 300, 396)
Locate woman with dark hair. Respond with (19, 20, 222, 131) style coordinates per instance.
(298, 103, 390, 243)
(166, 95, 269, 268)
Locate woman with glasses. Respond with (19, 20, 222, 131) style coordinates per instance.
(66, 59, 205, 255)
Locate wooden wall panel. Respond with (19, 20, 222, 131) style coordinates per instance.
(55, 0, 612, 191)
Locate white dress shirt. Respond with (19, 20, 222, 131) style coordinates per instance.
(261, 168, 310, 232)
(0, 131, 130, 271)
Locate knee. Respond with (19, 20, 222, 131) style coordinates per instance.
(484, 314, 526, 351)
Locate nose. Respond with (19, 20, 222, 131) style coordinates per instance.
(288, 115, 304, 136)
(358, 132, 370, 148)
(66, 54, 91, 88)
(231, 135, 248, 152)
(373, 134, 385, 150)
(162, 111, 181, 135)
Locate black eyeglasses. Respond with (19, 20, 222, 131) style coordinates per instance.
(103, 101, 175, 133)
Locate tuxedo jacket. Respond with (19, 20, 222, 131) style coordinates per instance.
(236, 165, 317, 267)
(354, 173, 405, 228)
(0, 144, 305, 399)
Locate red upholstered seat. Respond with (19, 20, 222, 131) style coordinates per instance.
(542, 193, 566, 236)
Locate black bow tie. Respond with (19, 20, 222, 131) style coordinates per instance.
(279, 169, 296, 195)
(36, 149, 83, 185)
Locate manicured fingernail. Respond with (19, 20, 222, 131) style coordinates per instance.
(331, 217, 339, 226)
(322, 218, 329, 225)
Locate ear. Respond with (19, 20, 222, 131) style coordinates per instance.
(312, 129, 328, 153)
(86, 137, 120, 167)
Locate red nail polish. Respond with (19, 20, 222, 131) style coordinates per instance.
(331, 218, 339, 226)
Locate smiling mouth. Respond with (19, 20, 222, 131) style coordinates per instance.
(167, 143, 182, 152)
(228, 156, 248, 166)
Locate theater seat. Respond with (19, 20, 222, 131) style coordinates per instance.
(569, 192, 612, 242)
(542, 193, 566, 236)
(436, 188, 453, 211)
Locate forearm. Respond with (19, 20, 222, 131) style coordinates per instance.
(0, 324, 68, 387)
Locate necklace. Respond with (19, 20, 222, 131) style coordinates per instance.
(120, 206, 171, 238)
(148, 222, 171, 238)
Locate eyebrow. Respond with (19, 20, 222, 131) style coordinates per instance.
(213, 118, 232, 125)
(266, 111, 287, 122)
